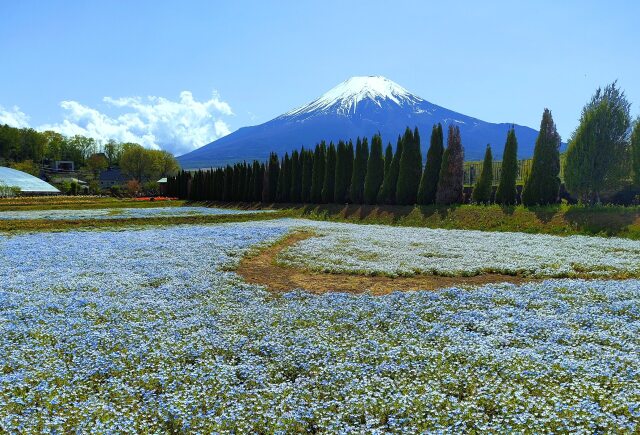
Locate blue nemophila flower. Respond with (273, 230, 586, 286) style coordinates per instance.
(0, 220, 639, 432)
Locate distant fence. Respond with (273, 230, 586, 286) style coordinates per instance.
(463, 154, 566, 187)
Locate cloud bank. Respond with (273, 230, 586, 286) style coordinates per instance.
(1, 91, 234, 156)
(0, 105, 30, 128)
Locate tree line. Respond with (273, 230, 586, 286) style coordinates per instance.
(0, 124, 179, 183)
(173, 81, 638, 207)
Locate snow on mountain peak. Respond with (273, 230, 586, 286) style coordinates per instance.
(283, 76, 423, 118)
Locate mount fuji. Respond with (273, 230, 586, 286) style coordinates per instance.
(178, 76, 543, 169)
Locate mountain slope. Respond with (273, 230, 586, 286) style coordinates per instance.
(178, 76, 544, 169)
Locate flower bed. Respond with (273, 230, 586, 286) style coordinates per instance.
(1, 220, 639, 432)
(0, 206, 272, 221)
(277, 221, 640, 278)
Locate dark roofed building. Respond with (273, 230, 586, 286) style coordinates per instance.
(99, 168, 128, 189)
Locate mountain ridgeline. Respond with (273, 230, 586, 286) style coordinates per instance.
(178, 76, 545, 169)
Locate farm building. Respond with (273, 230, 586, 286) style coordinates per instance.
(0, 167, 60, 195)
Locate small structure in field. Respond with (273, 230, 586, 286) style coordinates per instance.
(0, 167, 60, 195)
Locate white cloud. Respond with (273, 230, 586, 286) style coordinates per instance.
(34, 91, 234, 156)
(0, 105, 30, 128)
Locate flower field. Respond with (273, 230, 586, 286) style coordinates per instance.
(278, 221, 640, 278)
(1, 219, 639, 432)
(0, 206, 271, 221)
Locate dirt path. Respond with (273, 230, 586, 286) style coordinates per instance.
(236, 231, 537, 295)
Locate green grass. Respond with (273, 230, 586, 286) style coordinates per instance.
(192, 201, 640, 240)
(0, 196, 186, 212)
(3, 196, 640, 239)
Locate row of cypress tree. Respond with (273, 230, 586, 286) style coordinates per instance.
(168, 109, 567, 206)
(168, 125, 468, 205)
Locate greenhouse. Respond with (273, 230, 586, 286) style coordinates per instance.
(0, 167, 60, 195)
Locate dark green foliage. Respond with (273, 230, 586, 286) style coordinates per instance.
(417, 123, 444, 205)
(383, 142, 393, 176)
(472, 145, 493, 204)
(378, 136, 403, 204)
(565, 82, 632, 203)
(633, 119, 640, 187)
(495, 127, 519, 205)
(264, 153, 280, 202)
(522, 109, 561, 206)
(363, 134, 384, 204)
(333, 141, 350, 202)
(349, 137, 367, 203)
(395, 127, 422, 205)
(252, 161, 263, 201)
(223, 165, 233, 201)
(310, 142, 326, 203)
(290, 150, 301, 202)
(301, 149, 313, 202)
(322, 143, 337, 203)
(436, 125, 464, 205)
(276, 153, 291, 202)
(345, 140, 354, 201)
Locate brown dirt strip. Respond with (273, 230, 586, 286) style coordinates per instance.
(236, 231, 537, 296)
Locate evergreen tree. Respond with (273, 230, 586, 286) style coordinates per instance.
(276, 153, 291, 202)
(436, 125, 464, 205)
(345, 140, 354, 201)
(350, 137, 369, 203)
(522, 109, 562, 206)
(471, 145, 493, 204)
(396, 127, 422, 205)
(284, 153, 292, 202)
(243, 163, 252, 201)
(322, 142, 337, 203)
(252, 160, 262, 201)
(301, 149, 313, 202)
(417, 123, 444, 204)
(383, 142, 393, 176)
(565, 82, 632, 204)
(364, 133, 384, 204)
(223, 165, 233, 201)
(290, 150, 301, 202)
(378, 136, 403, 204)
(495, 127, 519, 205)
(310, 142, 326, 203)
(333, 141, 350, 202)
(632, 119, 640, 187)
(264, 153, 279, 202)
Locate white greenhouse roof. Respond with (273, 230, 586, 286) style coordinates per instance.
(0, 167, 60, 193)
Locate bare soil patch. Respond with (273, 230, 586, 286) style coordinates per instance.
(236, 231, 537, 295)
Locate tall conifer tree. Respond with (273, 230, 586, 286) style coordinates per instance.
(350, 137, 369, 203)
(378, 136, 403, 204)
(322, 143, 337, 203)
(334, 141, 350, 202)
(290, 150, 301, 202)
(472, 145, 493, 204)
(364, 134, 384, 204)
(396, 127, 422, 205)
(310, 142, 326, 203)
(522, 109, 561, 206)
(301, 149, 313, 202)
(264, 153, 279, 202)
(632, 119, 640, 187)
(417, 123, 444, 205)
(436, 125, 464, 205)
(495, 127, 519, 205)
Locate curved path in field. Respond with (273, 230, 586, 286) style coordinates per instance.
(237, 231, 537, 295)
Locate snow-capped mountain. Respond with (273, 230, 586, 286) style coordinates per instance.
(178, 76, 544, 169)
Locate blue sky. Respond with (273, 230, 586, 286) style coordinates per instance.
(1, 0, 638, 155)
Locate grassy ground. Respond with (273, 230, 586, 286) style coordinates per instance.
(0, 196, 186, 211)
(3, 196, 640, 239)
(195, 201, 640, 239)
(0, 211, 288, 234)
